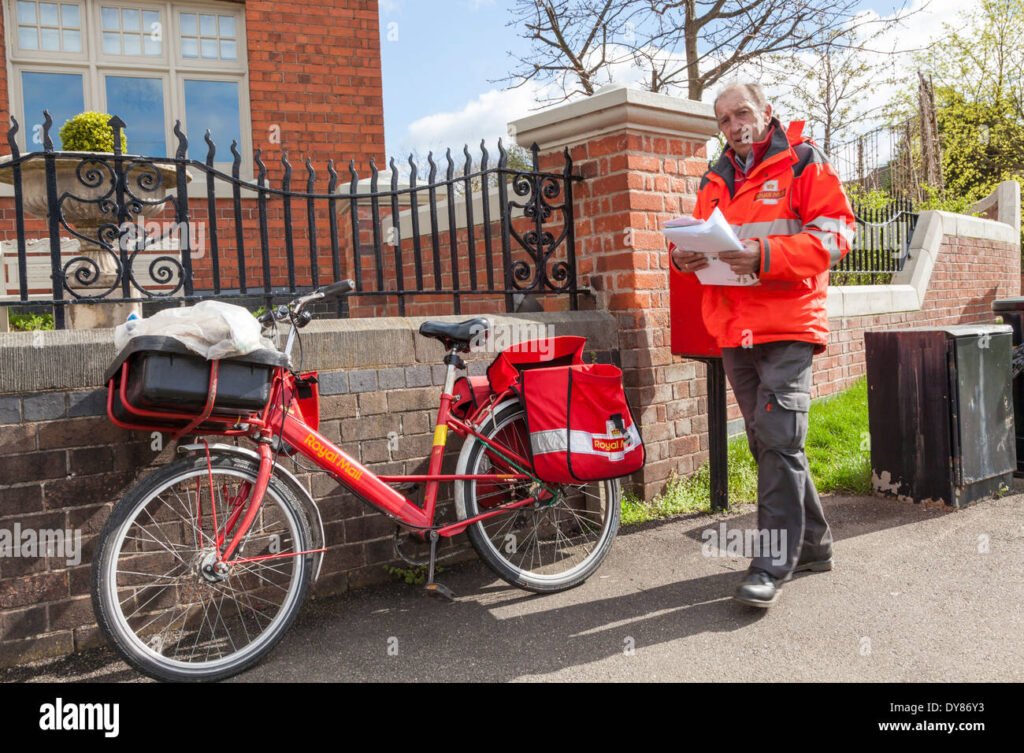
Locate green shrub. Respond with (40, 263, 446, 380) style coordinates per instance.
(10, 312, 55, 331)
(59, 112, 128, 153)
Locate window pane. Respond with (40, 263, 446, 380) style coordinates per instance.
(122, 8, 140, 31)
(220, 40, 236, 60)
(61, 3, 80, 27)
(17, 2, 37, 25)
(39, 2, 59, 26)
(199, 14, 216, 35)
(103, 31, 121, 54)
(219, 15, 235, 38)
(184, 80, 241, 155)
(179, 12, 196, 34)
(123, 34, 141, 55)
(144, 36, 161, 55)
(18, 27, 38, 49)
(63, 29, 81, 51)
(200, 39, 217, 58)
(181, 37, 198, 57)
(143, 10, 160, 34)
(22, 71, 84, 149)
(106, 76, 165, 156)
(101, 6, 119, 30)
(40, 27, 60, 50)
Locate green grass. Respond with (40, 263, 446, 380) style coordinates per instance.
(622, 375, 870, 525)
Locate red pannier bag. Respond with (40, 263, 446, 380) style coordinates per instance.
(518, 363, 645, 484)
(450, 375, 492, 420)
(486, 335, 587, 393)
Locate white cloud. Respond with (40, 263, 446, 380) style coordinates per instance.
(400, 81, 564, 160)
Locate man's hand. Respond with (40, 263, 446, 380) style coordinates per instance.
(670, 243, 710, 274)
(718, 239, 761, 276)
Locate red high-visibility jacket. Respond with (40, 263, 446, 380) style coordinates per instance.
(670, 117, 856, 355)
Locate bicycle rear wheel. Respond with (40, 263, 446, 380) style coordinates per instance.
(91, 453, 312, 682)
(457, 401, 621, 593)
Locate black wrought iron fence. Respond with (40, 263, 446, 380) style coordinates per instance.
(0, 113, 583, 328)
(831, 197, 918, 285)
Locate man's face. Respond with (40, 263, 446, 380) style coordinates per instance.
(714, 87, 772, 160)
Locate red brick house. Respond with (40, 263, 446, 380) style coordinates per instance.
(0, 0, 384, 172)
(0, 0, 388, 321)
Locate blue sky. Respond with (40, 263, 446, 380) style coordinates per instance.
(379, 0, 967, 161)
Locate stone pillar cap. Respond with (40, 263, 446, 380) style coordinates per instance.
(508, 85, 718, 153)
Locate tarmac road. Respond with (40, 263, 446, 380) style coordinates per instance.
(4, 489, 1023, 683)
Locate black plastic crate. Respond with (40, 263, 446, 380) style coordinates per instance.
(105, 336, 289, 419)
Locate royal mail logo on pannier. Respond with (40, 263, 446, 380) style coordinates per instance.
(519, 363, 646, 484)
(593, 436, 625, 453)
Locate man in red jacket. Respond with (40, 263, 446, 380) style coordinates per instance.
(671, 82, 856, 607)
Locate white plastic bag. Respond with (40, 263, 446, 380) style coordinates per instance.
(114, 301, 279, 360)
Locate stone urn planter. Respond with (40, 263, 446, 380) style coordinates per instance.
(0, 154, 192, 327)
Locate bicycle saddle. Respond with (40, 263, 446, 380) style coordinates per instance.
(418, 318, 490, 352)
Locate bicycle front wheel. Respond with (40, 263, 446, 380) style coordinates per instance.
(91, 453, 313, 682)
(458, 401, 622, 593)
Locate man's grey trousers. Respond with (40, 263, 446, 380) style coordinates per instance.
(721, 340, 833, 579)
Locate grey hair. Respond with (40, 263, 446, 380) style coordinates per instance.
(712, 81, 769, 114)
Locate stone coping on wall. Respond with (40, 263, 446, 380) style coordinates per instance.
(826, 210, 1019, 319)
(0, 310, 618, 394)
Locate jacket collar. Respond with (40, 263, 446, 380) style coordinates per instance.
(708, 116, 796, 197)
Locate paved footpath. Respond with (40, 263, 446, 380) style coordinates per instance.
(4, 487, 1024, 682)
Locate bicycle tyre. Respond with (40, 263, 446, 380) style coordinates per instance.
(457, 401, 621, 593)
(91, 453, 313, 682)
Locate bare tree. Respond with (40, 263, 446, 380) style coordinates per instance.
(501, 0, 920, 103)
(502, 0, 648, 102)
(770, 30, 897, 155)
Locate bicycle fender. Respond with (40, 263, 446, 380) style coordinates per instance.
(176, 442, 327, 583)
(452, 398, 522, 521)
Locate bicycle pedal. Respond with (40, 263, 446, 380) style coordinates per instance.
(424, 582, 456, 601)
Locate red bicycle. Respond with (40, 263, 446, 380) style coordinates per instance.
(91, 281, 622, 681)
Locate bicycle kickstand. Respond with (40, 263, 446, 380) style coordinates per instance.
(423, 530, 456, 602)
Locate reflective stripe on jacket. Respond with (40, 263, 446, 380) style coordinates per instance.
(671, 118, 856, 355)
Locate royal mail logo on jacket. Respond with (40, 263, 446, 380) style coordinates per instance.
(673, 117, 857, 356)
(755, 180, 785, 204)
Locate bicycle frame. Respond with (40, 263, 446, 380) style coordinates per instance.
(213, 364, 555, 567)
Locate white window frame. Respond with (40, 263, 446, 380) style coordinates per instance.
(9, 1, 89, 62)
(3, 0, 252, 177)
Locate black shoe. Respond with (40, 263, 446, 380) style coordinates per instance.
(733, 569, 782, 608)
(793, 555, 834, 573)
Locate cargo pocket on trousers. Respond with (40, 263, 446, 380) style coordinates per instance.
(761, 390, 810, 451)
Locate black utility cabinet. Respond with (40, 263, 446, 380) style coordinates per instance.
(865, 325, 1015, 507)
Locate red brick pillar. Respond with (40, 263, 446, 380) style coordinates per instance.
(510, 86, 718, 499)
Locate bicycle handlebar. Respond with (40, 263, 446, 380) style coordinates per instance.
(258, 279, 358, 328)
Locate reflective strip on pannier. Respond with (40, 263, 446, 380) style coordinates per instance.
(519, 363, 645, 484)
(486, 335, 587, 394)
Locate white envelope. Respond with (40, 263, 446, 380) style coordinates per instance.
(663, 207, 759, 287)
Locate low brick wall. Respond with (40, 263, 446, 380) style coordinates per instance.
(0, 310, 618, 666)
